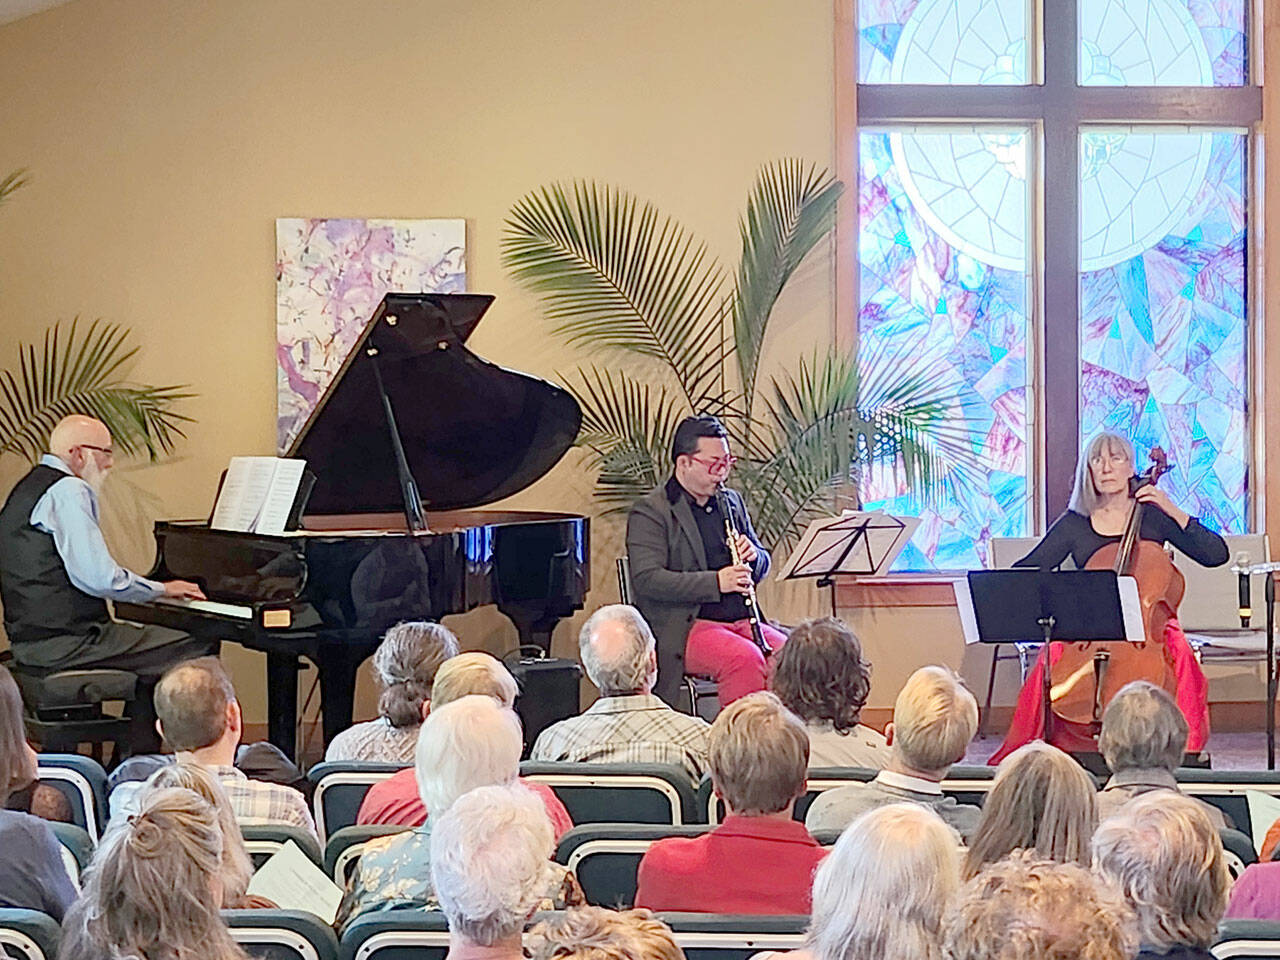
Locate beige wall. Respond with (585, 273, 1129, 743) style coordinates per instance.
(0, 0, 840, 722)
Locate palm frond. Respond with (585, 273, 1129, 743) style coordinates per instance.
(732, 160, 843, 419)
(502, 181, 726, 408)
(0, 169, 28, 209)
(565, 366, 688, 513)
(0, 320, 194, 463)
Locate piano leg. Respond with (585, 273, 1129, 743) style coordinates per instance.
(318, 645, 366, 746)
(265, 652, 300, 761)
(499, 602, 567, 656)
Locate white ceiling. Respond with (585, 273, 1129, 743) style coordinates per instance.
(0, 0, 76, 27)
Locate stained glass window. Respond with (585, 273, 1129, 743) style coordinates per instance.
(1079, 127, 1248, 533)
(858, 128, 1033, 569)
(1078, 0, 1247, 86)
(858, 0, 1030, 84)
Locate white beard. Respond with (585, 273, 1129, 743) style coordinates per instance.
(80, 459, 108, 496)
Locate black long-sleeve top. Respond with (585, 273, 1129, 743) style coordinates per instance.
(1013, 508, 1229, 571)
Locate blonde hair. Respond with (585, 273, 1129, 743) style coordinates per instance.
(708, 691, 808, 816)
(964, 742, 1097, 879)
(943, 851, 1136, 960)
(143, 761, 254, 905)
(528, 907, 685, 960)
(373, 622, 460, 727)
(1069, 432, 1135, 516)
(809, 804, 959, 960)
(59, 787, 249, 960)
(1092, 792, 1229, 950)
(892, 666, 978, 775)
(430, 652, 519, 709)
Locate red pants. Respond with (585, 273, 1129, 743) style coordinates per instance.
(684, 618, 789, 706)
(989, 617, 1209, 765)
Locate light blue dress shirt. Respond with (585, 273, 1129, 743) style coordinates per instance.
(28, 454, 163, 603)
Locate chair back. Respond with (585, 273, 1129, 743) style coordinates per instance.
(340, 909, 449, 960)
(1222, 827, 1260, 879)
(520, 762, 698, 825)
(661, 913, 808, 960)
(48, 821, 94, 884)
(555, 824, 711, 907)
(1175, 770, 1280, 836)
(323, 824, 412, 885)
(36, 753, 108, 840)
(306, 762, 405, 843)
(616, 557, 633, 604)
(990, 537, 1042, 568)
(0, 910, 60, 960)
(239, 824, 324, 871)
(1214, 919, 1280, 958)
(1175, 533, 1270, 631)
(225, 909, 340, 960)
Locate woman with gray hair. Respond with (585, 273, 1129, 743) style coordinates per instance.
(1093, 791, 1229, 959)
(963, 741, 1097, 879)
(990, 430, 1226, 764)
(336, 695, 582, 931)
(325, 621, 460, 762)
(431, 783, 559, 960)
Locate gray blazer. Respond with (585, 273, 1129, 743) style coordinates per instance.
(625, 480, 769, 705)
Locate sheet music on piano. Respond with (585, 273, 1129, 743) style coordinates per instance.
(210, 456, 306, 536)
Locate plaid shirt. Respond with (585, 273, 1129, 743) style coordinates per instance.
(530, 693, 711, 783)
(211, 765, 318, 842)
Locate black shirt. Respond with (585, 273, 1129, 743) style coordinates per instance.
(1014, 508, 1229, 571)
(666, 477, 752, 623)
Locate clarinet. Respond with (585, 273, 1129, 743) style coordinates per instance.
(715, 484, 771, 656)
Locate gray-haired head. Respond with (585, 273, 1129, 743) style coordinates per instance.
(1093, 791, 1228, 951)
(430, 783, 555, 947)
(1099, 680, 1188, 773)
(1069, 432, 1135, 515)
(372, 621, 460, 728)
(808, 803, 960, 960)
(414, 694, 522, 817)
(578, 605, 657, 697)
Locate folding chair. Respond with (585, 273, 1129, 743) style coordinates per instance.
(224, 909, 340, 960)
(36, 753, 108, 841)
(0, 910, 60, 960)
(239, 824, 323, 871)
(520, 761, 698, 825)
(306, 762, 405, 843)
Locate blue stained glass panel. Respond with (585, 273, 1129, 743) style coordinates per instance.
(858, 128, 1033, 570)
(1079, 128, 1248, 533)
(858, 0, 1029, 84)
(1078, 0, 1247, 86)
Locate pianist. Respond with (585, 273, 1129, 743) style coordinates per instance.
(626, 415, 786, 709)
(0, 415, 215, 752)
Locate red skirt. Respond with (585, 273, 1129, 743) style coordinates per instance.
(988, 617, 1209, 765)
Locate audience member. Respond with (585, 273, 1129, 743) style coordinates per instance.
(1225, 857, 1280, 922)
(963, 741, 1096, 879)
(1093, 792, 1229, 960)
(531, 605, 710, 782)
(757, 803, 960, 960)
(769, 617, 888, 769)
(942, 851, 1136, 960)
(634, 692, 825, 914)
(356, 653, 572, 837)
(135, 657, 317, 841)
(58, 787, 250, 960)
(528, 907, 686, 960)
(1097, 680, 1227, 828)
(338, 695, 582, 929)
(805, 666, 980, 840)
(0, 664, 69, 821)
(325, 621, 459, 763)
(141, 759, 270, 909)
(431, 783, 565, 960)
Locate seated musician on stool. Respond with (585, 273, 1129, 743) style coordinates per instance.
(990, 431, 1227, 765)
(0, 415, 215, 753)
(626, 415, 785, 709)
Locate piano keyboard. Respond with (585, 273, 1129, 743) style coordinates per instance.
(155, 597, 253, 620)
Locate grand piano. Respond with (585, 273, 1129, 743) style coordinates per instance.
(117, 293, 590, 759)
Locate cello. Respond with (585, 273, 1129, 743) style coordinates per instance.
(1048, 447, 1181, 733)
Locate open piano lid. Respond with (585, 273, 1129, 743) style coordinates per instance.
(286, 293, 582, 514)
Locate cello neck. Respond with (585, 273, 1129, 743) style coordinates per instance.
(1115, 496, 1142, 573)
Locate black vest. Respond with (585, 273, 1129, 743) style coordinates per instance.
(0, 464, 109, 645)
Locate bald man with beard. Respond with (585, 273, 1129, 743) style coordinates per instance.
(0, 415, 217, 752)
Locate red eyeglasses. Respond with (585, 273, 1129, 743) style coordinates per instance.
(688, 455, 738, 474)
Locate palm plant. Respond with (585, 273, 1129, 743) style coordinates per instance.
(502, 159, 980, 554)
(0, 170, 193, 463)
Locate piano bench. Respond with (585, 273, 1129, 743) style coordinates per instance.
(12, 668, 138, 759)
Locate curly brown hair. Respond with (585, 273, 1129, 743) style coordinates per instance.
(769, 617, 871, 732)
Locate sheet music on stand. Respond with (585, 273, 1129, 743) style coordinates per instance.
(779, 511, 920, 616)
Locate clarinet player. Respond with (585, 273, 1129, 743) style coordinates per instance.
(626, 415, 787, 710)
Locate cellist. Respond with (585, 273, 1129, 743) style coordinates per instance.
(988, 431, 1228, 764)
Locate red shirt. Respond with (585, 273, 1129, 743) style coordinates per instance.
(356, 768, 574, 841)
(634, 814, 827, 914)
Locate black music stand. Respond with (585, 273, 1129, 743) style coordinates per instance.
(966, 569, 1136, 742)
(780, 512, 918, 617)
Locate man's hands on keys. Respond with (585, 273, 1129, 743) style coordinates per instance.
(718, 564, 753, 595)
(734, 534, 758, 564)
(163, 580, 207, 601)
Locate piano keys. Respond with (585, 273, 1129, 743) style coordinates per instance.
(116, 294, 590, 759)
